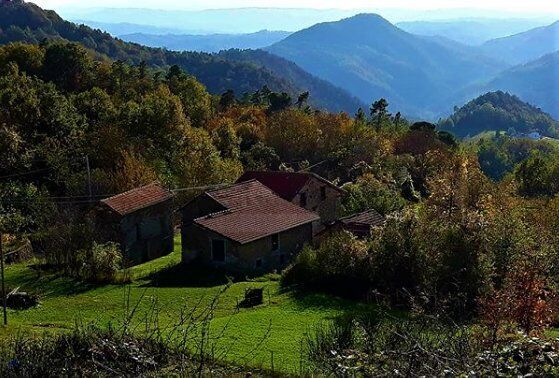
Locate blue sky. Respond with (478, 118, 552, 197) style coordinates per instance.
(33, 0, 559, 13)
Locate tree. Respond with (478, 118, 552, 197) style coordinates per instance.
(370, 98, 389, 129)
(42, 42, 92, 92)
(219, 89, 236, 111)
(355, 108, 366, 123)
(393, 111, 401, 127)
(268, 92, 292, 113)
(168, 70, 212, 128)
(296, 91, 310, 109)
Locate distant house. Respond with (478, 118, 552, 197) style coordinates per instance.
(510, 130, 543, 140)
(317, 209, 386, 241)
(237, 171, 345, 232)
(526, 132, 543, 140)
(181, 180, 319, 272)
(97, 183, 175, 266)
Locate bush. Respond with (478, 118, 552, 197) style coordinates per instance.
(307, 312, 559, 376)
(30, 218, 96, 272)
(282, 232, 371, 299)
(283, 212, 429, 306)
(76, 242, 122, 283)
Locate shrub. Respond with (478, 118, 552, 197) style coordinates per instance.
(76, 242, 122, 283)
(282, 232, 371, 299)
(306, 313, 559, 376)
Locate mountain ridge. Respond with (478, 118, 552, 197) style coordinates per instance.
(267, 13, 506, 118)
(481, 20, 559, 65)
(120, 30, 292, 53)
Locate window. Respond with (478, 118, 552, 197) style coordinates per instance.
(280, 254, 286, 265)
(255, 258, 263, 269)
(320, 186, 326, 200)
(300, 193, 308, 208)
(211, 239, 226, 262)
(271, 233, 280, 252)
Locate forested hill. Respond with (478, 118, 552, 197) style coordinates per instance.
(439, 91, 559, 138)
(267, 13, 506, 118)
(0, 1, 360, 113)
(217, 49, 364, 112)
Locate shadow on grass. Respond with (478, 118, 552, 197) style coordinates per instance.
(141, 260, 278, 289)
(277, 280, 407, 321)
(284, 285, 372, 313)
(7, 264, 95, 298)
(141, 262, 234, 288)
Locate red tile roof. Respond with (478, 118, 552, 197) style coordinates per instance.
(194, 180, 319, 244)
(101, 183, 174, 216)
(237, 171, 343, 201)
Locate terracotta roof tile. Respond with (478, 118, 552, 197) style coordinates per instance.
(194, 180, 319, 244)
(101, 183, 173, 216)
(237, 171, 343, 201)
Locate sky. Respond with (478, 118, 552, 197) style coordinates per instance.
(32, 0, 559, 14)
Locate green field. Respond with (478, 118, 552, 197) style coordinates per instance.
(0, 236, 370, 373)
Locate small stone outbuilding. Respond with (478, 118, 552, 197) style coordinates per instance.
(181, 180, 319, 272)
(316, 209, 386, 241)
(97, 183, 175, 266)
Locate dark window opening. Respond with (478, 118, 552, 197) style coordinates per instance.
(136, 224, 141, 241)
(255, 258, 263, 268)
(320, 186, 326, 200)
(300, 193, 308, 208)
(280, 254, 286, 264)
(271, 233, 280, 252)
(212, 239, 226, 262)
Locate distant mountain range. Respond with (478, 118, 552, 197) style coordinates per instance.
(62, 8, 360, 34)
(120, 31, 292, 53)
(267, 14, 507, 118)
(0, 2, 556, 122)
(61, 7, 558, 35)
(481, 21, 559, 65)
(0, 1, 361, 113)
(73, 20, 189, 36)
(397, 19, 549, 45)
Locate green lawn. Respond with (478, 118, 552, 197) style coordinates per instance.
(1, 236, 370, 374)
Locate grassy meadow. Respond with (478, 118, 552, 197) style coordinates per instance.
(0, 236, 371, 373)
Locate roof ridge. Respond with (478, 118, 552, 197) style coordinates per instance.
(195, 208, 233, 221)
(101, 182, 173, 216)
(101, 181, 162, 202)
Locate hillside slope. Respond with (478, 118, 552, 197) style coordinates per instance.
(267, 14, 506, 118)
(439, 91, 559, 138)
(481, 21, 559, 65)
(0, 1, 359, 113)
(483, 52, 559, 119)
(217, 49, 364, 113)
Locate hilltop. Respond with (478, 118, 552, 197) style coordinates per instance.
(439, 91, 559, 138)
